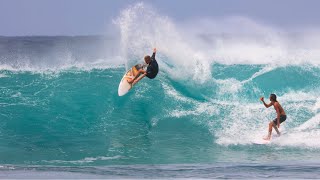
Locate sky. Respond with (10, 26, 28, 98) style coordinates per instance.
(0, 0, 319, 36)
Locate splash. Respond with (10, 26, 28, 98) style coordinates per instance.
(113, 2, 320, 86)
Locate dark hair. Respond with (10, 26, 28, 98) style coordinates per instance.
(270, 94, 277, 102)
(144, 55, 151, 64)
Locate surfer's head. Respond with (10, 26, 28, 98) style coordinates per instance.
(270, 94, 277, 102)
(144, 55, 151, 64)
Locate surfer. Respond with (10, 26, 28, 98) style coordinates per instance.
(127, 48, 159, 86)
(260, 94, 287, 140)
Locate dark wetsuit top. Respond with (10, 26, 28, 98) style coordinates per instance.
(146, 52, 159, 79)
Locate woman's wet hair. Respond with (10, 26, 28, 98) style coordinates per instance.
(144, 55, 151, 63)
(270, 94, 277, 102)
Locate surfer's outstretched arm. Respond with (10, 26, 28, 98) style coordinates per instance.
(151, 48, 156, 60)
(260, 97, 273, 108)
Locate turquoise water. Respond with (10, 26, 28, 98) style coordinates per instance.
(1, 3, 320, 178)
(0, 65, 320, 177)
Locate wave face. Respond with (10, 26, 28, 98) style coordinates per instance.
(0, 3, 320, 167)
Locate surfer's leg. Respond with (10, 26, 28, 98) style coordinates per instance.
(272, 118, 281, 136)
(273, 123, 281, 136)
(263, 121, 273, 140)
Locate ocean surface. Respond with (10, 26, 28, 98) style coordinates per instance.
(1, 3, 320, 179)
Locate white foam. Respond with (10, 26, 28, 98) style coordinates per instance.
(295, 113, 320, 131)
(314, 98, 320, 113)
(0, 58, 124, 74)
(273, 129, 320, 148)
(215, 102, 271, 145)
(0, 73, 8, 78)
(42, 155, 122, 164)
(242, 65, 277, 84)
(215, 78, 243, 95)
(115, 2, 320, 76)
(161, 81, 194, 104)
(161, 80, 221, 119)
(213, 90, 320, 148)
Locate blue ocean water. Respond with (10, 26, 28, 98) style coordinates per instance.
(1, 3, 320, 178)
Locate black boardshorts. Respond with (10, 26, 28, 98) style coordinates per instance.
(273, 115, 287, 125)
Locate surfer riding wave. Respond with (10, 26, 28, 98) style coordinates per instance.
(260, 94, 287, 140)
(127, 48, 159, 86)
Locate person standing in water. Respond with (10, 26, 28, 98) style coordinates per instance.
(260, 94, 287, 140)
(128, 48, 158, 86)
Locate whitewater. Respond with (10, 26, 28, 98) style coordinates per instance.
(0, 3, 320, 179)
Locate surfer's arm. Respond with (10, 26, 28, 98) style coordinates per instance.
(132, 73, 146, 86)
(151, 48, 156, 61)
(275, 104, 281, 128)
(260, 97, 273, 108)
(132, 69, 146, 81)
(263, 102, 273, 108)
(260, 98, 273, 108)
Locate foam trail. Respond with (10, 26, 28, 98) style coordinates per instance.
(274, 129, 320, 148)
(295, 113, 320, 131)
(242, 65, 276, 84)
(212, 65, 277, 96)
(314, 98, 320, 113)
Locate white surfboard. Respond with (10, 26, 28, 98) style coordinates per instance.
(252, 133, 285, 145)
(118, 64, 143, 96)
(253, 139, 271, 145)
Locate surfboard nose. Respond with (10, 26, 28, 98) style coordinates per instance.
(118, 79, 131, 96)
